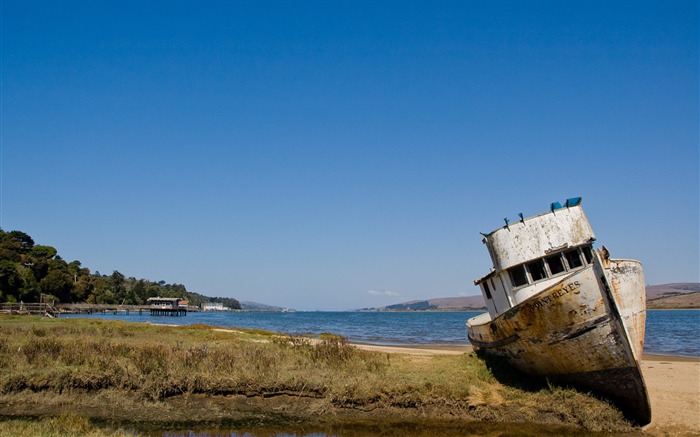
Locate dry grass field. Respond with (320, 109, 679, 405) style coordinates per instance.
(0, 315, 635, 435)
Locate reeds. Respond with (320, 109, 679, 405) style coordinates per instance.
(0, 317, 387, 402)
(0, 316, 633, 432)
(0, 413, 131, 436)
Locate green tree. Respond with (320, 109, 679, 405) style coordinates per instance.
(31, 245, 58, 260)
(0, 248, 20, 263)
(131, 279, 147, 304)
(0, 260, 22, 301)
(86, 275, 111, 304)
(38, 270, 74, 303)
(0, 230, 22, 262)
(8, 230, 34, 250)
(18, 264, 39, 302)
(109, 271, 127, 303)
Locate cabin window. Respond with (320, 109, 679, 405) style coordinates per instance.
(546, 254, 566, 275)
(582, 245, 594, 264)
(482, 280, 492, 300)
(509, 265, 528, 288)
(527, 259, 547, 281)
(564, 249, 583, 269)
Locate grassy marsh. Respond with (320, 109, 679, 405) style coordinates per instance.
(0, 413, 132, 437)
(0, 315, 634, 434)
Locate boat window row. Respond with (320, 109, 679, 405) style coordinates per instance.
(508, 245, 594, 289)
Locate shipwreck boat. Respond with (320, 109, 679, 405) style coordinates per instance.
(467, 197, 651, 425)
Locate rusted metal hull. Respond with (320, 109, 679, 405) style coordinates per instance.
(467, 255, 651, 425)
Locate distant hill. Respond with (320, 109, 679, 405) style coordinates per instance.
(240, 301, 286, 311)
(363, 295, 486, 312)
(362, 283, 700, 312)
(646, 283, 699, 309)
(646, 283, 700, 299)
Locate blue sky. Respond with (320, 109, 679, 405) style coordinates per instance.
(1, 1, 697, 310)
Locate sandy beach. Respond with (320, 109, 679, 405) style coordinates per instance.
(641, 355, 700, 436)
(354, 344, 700, 436)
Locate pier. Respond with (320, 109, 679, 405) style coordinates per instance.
(2, 300, 195, 317)
(57, 304, 152, 315)
(149, 306, 188, 316)
(0, 302, 58, 317)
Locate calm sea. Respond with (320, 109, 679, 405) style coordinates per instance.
(63, 309, 699, 358)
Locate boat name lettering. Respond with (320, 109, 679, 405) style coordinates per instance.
(531, 281, 581, 310)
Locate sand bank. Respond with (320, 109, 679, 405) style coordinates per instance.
(353, 344, 700, 435)
(352, 343, 471, 355)
(641, 355, 700, 436)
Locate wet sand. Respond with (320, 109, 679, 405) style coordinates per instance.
(353, 344, 700, 435)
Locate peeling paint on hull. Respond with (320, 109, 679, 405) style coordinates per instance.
(468, 258, 651, 425)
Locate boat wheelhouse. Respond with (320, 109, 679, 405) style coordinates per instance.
(474, 197, 596, 317)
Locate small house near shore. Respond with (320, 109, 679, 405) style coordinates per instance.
(146, 297, 187, 316)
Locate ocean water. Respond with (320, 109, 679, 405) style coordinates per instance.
(63, 309, 699, 358)
(644, 309, 699, 357)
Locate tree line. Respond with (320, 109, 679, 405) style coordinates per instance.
(0, 229, 241, 309)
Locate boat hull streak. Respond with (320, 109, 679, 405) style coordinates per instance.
(468, 257, 651, 425)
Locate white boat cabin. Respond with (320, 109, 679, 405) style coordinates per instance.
(475, 198, 597, 319)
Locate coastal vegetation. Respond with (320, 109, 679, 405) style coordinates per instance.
(0, 414, 131, 437)
(0, 315, 634, 434)
(0, 229, 239, 308)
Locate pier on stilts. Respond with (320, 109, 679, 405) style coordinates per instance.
(2, 298, 194, 317)
(149, 306, 188, 316)
(0, 302, 58, 317)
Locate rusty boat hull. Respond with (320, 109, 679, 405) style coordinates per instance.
(467, 254, 650, 425)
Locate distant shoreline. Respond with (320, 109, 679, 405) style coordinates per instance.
(646, 307, 700, 311)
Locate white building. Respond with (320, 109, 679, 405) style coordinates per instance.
(201, 302, 226, 311)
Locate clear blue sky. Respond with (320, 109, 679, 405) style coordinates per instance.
(1, 1, 697, 310)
